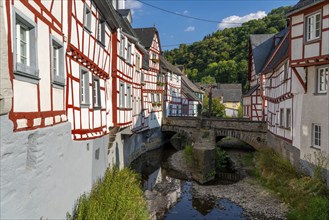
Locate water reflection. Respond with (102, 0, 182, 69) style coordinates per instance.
(130, 146, 246, 220)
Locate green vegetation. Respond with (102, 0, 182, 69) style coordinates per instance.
(183, 144, 194, 164)
(164, 6, 291, 91)
(215, 147, 231, 171)
(68, 167, 148, 220)
(253, 149, 329, 220)
(203, 95, 226, 117)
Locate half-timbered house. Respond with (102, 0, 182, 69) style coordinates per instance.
(181, 75, 204, 117)
(243, 34, 274, 121)
(160, 55, 182, 117)
(134, 27, 164, 128)
(287, 0, 329, 177)
(261, 28, 294, 143)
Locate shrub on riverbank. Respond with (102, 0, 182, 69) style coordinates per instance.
(68, 167, 148, 220)
(254, 149, 329, 220)
(183, 144, 193, 164)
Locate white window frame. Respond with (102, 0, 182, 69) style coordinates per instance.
(306, 12, 321, 42)
(84, 4, 92, 33)
(317, 66, 328, 94)
(93, 76, 101, 108)
(13, 8, 39, 83)
(126, 84, 132, 108)
(119, 35, 125, 58)
(279, 108, 284, 127)
(312, 124, 321, 148)
(119, 81, 125, 108)
(51, 35, 65, 87)
(97, 17, 105, 46)
(80, 67, 90, 107)
(286, 108, 291, 129)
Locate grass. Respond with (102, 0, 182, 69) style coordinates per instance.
(183, 144, 193, 164)
(68, 167, 148, 220)
(252, 148, 329, 220)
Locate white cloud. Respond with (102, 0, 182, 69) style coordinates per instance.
(184, 26, 195, 32)
(183, 10, 189, 15)
(126, 0, 143, 15)
(218, 11, 267, 30)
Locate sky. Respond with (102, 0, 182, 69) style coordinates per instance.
(125, 0, 299, 50)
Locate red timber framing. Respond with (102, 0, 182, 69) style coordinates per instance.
(6, 0, 66, 132)
(66, 0, 113, 140)
(289, 1, 329, 68)
(112, 29, 140, 128)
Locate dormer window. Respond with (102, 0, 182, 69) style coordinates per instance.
(306, 12, 321, 41)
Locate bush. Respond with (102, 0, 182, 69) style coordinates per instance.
(68, 167, 148, 220)
(253, 149, 329, 220)
(215, 147, 231, 171)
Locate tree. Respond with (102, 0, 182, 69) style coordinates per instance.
(201, 75, 216, 84)
(203, 95, 226, 118)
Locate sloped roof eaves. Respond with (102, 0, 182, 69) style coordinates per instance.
(181, 75, 204, 94)
(181, 84, 200, 101)
(287, 0, 325, 16)
(243, 84, 260, 97)
(250, 34, 275, 74)
(94, 0, 120, 29)
(262, 31, 290, 74)
(159, 56, 183, 76)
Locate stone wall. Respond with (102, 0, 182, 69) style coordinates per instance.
(0, 116, 109, 219)
(0, 0, 13, 115)
(267, 131, 300, 169)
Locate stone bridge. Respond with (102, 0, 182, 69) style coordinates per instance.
(162, 117, 267, 183)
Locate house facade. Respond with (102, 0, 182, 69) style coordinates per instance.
(181, 74, 204, 117)
(243, 34, 274, 121)
(287, 0, 329, 177)
(160, 55, 182, 117)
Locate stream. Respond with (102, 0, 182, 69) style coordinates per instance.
(131, 144, 248, 220)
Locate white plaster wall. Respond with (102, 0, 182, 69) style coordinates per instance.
(299, 66, 329, 160)
(292, 38, 303, 60)
(13, 80, 38, 112)
(52, 87, 64, 111)
(304, 42, 320, 58)
(322, 31, 329, 55)
(291, 14, 304, 25)
(1, 116, 109, 219)
(292, 24, 303, 38)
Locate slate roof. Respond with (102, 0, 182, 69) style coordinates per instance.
(134, 27, 161, 52)
(181, 83, 200, 101)
(159, 56, 183, 75)
(287, 0, 325, 15)
(94, 0, 120, 29)
(243, 84, 260, 97)
(249, 34, 274, 75)
(262, 29, 290, 74)
(181, 75, 204, 94)
(197, 83, 242, 103)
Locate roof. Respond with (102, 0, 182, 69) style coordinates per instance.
(243, 84, 260, 97)
(159, 56, 183, 76)
(181, 75, 204, 94)
(287, 0, 325, 15)
(249, 34, 274, 75)
(94, 0, 120, 30)
(133, 27, 161, 52)
(197, 83, 242, 102)
(262, 29, 290, 74)
(181, 83, 200, 101)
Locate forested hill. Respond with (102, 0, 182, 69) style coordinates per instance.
(164, 6, 292, 91)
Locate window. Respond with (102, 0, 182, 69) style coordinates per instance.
(84, 5, 92, 32)
(151, 93, 155, 103)
(170, 72, 173, 80)
(286, 108, 291, 129)
(312, 124, 321, 148)
(306, 12, 321, 41)
(317, 67, 328, 93)
(13, 9, 38, 81)
(169, 105, 173, 115)
(97, 17, 105, 46)
(283, 62, 288, 81)
(126, 84, 131, 108)
(157, 93, 160, 102)
(279, 108, 284, 127)
(80, 67, 90, 106)
(119, 36, 125, 58)
(51, 36, 64, 86)
(119, 82, 125, 108)
(136, 54, 141, 72)
(127, 43, 132, 63)
(93, 77, 101, 108)
(141, 71, 145, 84)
